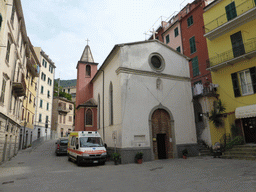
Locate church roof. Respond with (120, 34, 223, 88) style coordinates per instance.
(80, 45, 94, 63)
(77, 98, 97, 109)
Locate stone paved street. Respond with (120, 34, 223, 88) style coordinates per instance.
(1, 140, 256, 192)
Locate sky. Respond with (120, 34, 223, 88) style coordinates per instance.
(21, 0, 193, 80)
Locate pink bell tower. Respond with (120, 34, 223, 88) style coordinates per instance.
(75, 43, 98, 131)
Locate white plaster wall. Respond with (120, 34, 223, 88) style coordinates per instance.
(93, 49, 123, 148)
(119, 42, 196, 148)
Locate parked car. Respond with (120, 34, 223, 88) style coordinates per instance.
(55, 137, 69, 156)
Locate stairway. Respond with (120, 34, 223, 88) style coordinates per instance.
(198, 143, 212, 156)
(222, 144, 256, 160)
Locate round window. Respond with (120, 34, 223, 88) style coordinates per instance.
(149, 53, 165, 72)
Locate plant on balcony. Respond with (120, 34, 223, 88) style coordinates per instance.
(209, 100, 226, 128)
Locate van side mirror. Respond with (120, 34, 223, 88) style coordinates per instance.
(104, 143, 107, 148)
(76, 144, 79, 149)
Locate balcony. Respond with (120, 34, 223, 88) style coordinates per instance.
(204, 0, 256, 40)
(27, 57, 39, 77)
(12, 75, 26, 97)
(58, 106, 70, 113)
(207, 39, 256, 71)
(192, 83, 218, 98)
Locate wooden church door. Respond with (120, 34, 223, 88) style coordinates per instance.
(152, 109, 173, 159)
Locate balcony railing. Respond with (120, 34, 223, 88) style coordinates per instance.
(207, 39, 256, 69)
(58, 106, 70, 113)
(12, 75, 26, 97)
(27, 57, 39, 77)
(204, 0, 256, 33)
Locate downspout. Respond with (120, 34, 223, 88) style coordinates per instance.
(84, 107, 85, 131)
(102, 70, 105, 142)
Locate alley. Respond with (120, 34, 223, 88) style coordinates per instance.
(1, 140, 256, 192)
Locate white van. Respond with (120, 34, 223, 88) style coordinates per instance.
(67, 131, 107, 166)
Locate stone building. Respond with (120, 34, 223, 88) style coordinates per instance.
(51, 97, 74, 138)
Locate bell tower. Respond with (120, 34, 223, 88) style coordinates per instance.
(75, 43, 98, 131)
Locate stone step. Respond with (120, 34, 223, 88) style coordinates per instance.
(222, 154, 256, 161)
(223, 151, 256, 156)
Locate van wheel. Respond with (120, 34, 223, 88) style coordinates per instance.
(76, 157, 82, 166)
(68, 154, 71, 162)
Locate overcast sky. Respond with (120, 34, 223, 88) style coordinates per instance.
(22, 0, 193, 80)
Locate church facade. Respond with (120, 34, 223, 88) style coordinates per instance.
(75, 40, 198, 164)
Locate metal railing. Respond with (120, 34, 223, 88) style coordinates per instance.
(207, 39, 256, 68)
(204, 0, 256, 33)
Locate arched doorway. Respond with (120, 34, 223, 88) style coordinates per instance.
(151, 109, 173, 159)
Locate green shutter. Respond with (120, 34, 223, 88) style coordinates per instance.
(190, 36, 196, 54)
(225, 2, 237, 21)
(176, 46, 181, 53)
(174, 27, 179, 37)
(231, 73, 241, 97)
(192, 57, 199, 77)
(250, 67, 256, 93)
(166, 35, 170, 44)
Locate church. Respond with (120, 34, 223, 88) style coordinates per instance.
(75, 40, 198, 164)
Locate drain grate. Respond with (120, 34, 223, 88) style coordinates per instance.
(2, 181, 14, 185)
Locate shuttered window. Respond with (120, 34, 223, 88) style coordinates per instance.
(174, 27, 179, 37)
(165, 35, 170, 44)
(189, 36, 196, 54)
(225, 2, 237, 21)
(192, 56, 199, 77)
(187, 16, 193, 27)
(176, 46, 181, 53)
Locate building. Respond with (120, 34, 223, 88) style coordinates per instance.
(203, 0, 256, 144)
(59, 79, 77, 103)
(20, 38, 40, 149)
(33, 47, 56, 142)
(51, 97, 74, 138)
(75, 40, 198, 164)
(0, 0, 29, 162)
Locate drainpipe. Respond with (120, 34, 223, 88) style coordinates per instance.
(101, 70, 105, 142)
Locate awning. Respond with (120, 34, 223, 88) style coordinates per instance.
(235, 104, 256, 119)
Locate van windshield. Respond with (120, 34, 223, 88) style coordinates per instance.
(80, 137, 104, 147)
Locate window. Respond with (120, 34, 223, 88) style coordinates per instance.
(109, 82, 113, 125)
(6, 40, 11, 62)
(39, 114, 42, 122)
(174, 27, 179, 37)
(231, 67, 256, 97)
(48, 78, 52, 86)
(41, 72, 46, 81)
(0, 14, 2, 30)
(59, 115, 62, 123)
(27, 112, 30, 123)
(40, 99, 43, 108)
(189, 36, 196, 54)
(86, 109, 93, 126)
(0, 78, 6, 103)
(32, 115, 34, 125)
(176, 46, 181, 53)
(225, 2, 237, 21)
(63, 89, 65, 93)
(47, 103, 49, 110)
(41, 86, 44, 94)
(68, 89, 70, 94)
(69, 104, 72, 110)
(86, 65, 91, 76)
(149, 53, 165, 72)
(45, 116, 49, 128)
(192, 56, 199, 77)
(187, 16, 193, 27)
(29, 93, 32, 103)
(10, 3, 15, 24)
(47, 90, 50, 98)
(165, 35, 170, 44)
(230, 31, 245, 58)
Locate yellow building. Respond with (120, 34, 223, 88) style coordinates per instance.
(203, 0, 256, 145)
(20, 38, 40, 148)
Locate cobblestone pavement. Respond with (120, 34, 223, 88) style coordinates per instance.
(1, 140, 256, 192)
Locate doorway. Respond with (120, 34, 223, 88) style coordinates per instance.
(157, 134, 166, 159)
(243, 117, 256, 143)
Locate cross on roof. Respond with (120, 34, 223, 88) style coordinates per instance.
(86, 38, 90, 45)
(150, 28, 158, 40)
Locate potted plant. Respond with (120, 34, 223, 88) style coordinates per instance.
(182, 149, 188, 159)
(135, 152, 143, 164)
(112, 152, 121, 165)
